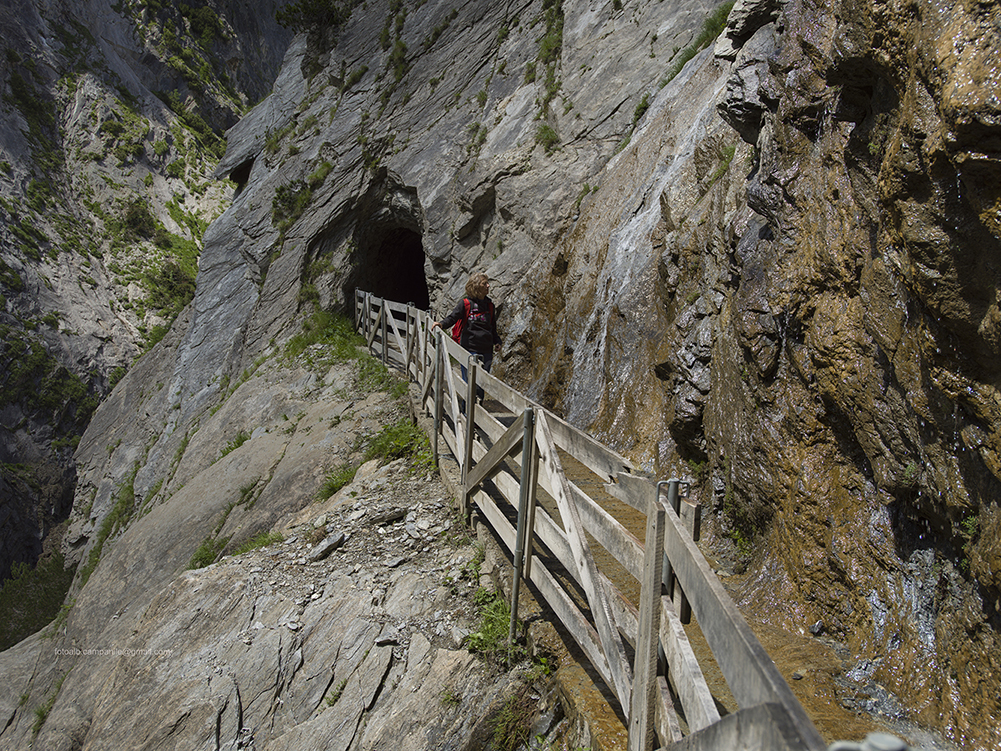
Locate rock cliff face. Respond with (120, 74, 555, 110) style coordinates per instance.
(0, 0, 290, 581)
(1, 0, 999, 747)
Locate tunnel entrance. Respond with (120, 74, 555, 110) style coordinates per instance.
(351, 226, 430, 310)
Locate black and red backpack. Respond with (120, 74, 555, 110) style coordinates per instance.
(450, 298, 494, 344)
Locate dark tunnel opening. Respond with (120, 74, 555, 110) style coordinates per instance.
(351, 227, 430, 311)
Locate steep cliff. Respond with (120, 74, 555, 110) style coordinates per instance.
(518, 0, 1001, 745)
(0, 0, 290, 583)
(1, 0, 998, 747)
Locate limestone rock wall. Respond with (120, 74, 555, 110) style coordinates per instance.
(509, 0, 1001, 746)
(0, 0, 290, 580)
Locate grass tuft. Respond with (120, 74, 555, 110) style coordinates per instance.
(231, 530, 284, 556)
(659, 1, 735, 88)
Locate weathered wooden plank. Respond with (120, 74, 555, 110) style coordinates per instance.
(628, 499, 665, 751)
(661, 502, 825, 748)
(464, 411, 526, 493)
(521, 436, 540, 580)
(464, 406, 524, 488)
(466, 482, 608, 688)
(470, 484, 516, 550)
(600, 566, 718, 738)
(674, 500, 701, 624)
(386, 307, 408, 360)
(569, 480, 644, 583)
(472, 369, 633, 483)
(439, 420, 460, 462)
(384, 299, 409, 315)
(527, 549, 613, 689)
(537, 412, 634, 714)
(659, 595, 720, 732)
(420, 360, 435, 407)
(366, 305, 383, 349)
(354, 290, 365, 329)
(441, 346, 464, 454)
(476, 368, 530, 415)
(655, 676, 682, 746)
(605, 471, 655, 514)
(404, 312, 415, 375)
(543, 409, 637, 482)
(477, 420, 643, 586)
(441, 330, 468, 364)
(418, 318, 434, 400)
(461, 361, 480, 505)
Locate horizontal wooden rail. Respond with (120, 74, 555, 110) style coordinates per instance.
(353, 290, 826, 751)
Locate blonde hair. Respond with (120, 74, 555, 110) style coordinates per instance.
(465, 272, 489, 300)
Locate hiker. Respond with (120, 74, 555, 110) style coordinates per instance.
(431, 273, 501, 395)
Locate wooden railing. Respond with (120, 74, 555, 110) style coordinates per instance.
(355, 289, 827, 751)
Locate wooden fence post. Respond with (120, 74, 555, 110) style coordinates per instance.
(405, 304, 414, 376)
(521, 425, 540, 581)
(662, 480, 681, 612)
(381, 298, 388, 365)
(629, 491, 666, 751)
(509, 407, 536, 653)
(461, 354, 480, 522)
(677, 494, 699, 624)
(433, 332, 443, 468)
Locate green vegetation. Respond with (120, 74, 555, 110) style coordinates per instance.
(721, 458, 753, 558)
(8, 69, 60, 173)
(632, 93, 650, 126)
(284, 307, 365, 361)
(317, 462, 358, 501)
(489, 685, 537, 751)
(232, 530, 284, 556)
(342, 64, 368, 92)
(180, 3, 225, 48)
(0, 324, 99, 428)
(465, 587, 517, 659)
(271, 161, 333, 238)
(524, 0, 564, 153)
(535, 124, 559, 154)
(709, 143, 737, 184)
(276, 0, 358, 33)
(422, 8, 459, 50)
(363, 417, 433, 470)
(467, 122, 488, 158)
(220, 430, 251, 458)
(31, 671, 69, 738)
(98, 105, 150, 164)
(97, 194, 200, 349)
(0, 552, 76, 651)
(536, 0, 564, 111)
(188, 471, 272, 568)
(660, 1, 734, 88)
(686, 458, 709, 484)
(155, 88, 226, 160)
(0, 258, 24, 292)
(79, 462, 140, 585)
(325, 677, 349, 706)
(188, 535, 230, 569)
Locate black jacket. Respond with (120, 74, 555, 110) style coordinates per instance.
(440, 296, 501, 355)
